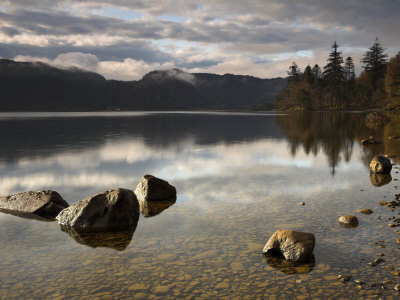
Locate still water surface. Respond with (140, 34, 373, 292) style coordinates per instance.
(0, 111, 399, 299)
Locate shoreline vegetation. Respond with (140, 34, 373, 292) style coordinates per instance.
(275, 38, 400, 112)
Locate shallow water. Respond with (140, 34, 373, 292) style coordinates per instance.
(0, 111, 399, 299)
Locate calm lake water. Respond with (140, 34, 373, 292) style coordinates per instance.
(0, 111, 399, 299)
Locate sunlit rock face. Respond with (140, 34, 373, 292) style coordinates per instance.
(56, 188, 139, 230)
(134, 175, 176, 201)
(263, 230, 315, 262)
(0, 190, 69, 219)
(369, 156, 392, 174)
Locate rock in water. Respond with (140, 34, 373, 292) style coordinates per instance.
(263, 230, 315, 262)
(357, 209, 373, 215)
(134, 175, 176, 201)
(338, 215, 359, 228)
(0, 190, 69, 219)
(369, 156, 392, 174)
(56, 188, 139, 230)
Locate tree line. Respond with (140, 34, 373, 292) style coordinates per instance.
(275, 38, 400, 110)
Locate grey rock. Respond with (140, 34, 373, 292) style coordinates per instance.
(0, 190, 68, 219)
(338, 215, 359, 228)
(370, 156, 392, 174)
(56, 188, 139, 230)
(134, 175, 176, 201)
(357, 208, 373, 215)
(263, 230, 315, 262)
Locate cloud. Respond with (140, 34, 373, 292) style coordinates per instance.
(0, 0, 399, 79)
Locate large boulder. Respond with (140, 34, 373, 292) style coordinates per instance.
(0, 190, 69, 219)
(369, 156, 392, 174)
(56, 188, 139, 230)
(263, 230, 315, 262)
(134, 175, 176, 201)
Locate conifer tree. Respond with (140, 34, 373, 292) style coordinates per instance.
(344, 57, 355, 81)
(312, 64, 322, 79)
(287, 62, 302, 82)
(344, 57, 355, 107)
(323, 41, 345, 108)
(360, 38, 388, 85)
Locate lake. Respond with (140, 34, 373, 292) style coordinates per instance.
(0, 111, 399, 299)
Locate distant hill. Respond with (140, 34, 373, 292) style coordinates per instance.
(0, 59, 286, 111)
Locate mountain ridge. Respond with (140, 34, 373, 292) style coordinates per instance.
(0, 59, 286, 111)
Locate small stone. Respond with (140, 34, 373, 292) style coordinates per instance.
(357, 209, 373, 215)
(395, 283, 400, 291)
(338, 275, 351, 282)
(355, 280, 365, 284)
(215, 282, 229, 289)
(299, 202, 305, 206)
(382, 280, 393, 285)
(391, 272, 400, 276)
(370, 156, 392, 174)
(374, 258, 385, 264)
(368, 262, 377, 267)
(338, 215, 358, 228)
(396, 238, 400, 245)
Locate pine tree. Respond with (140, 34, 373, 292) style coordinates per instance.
(360, 38, 388, 82)
(344, 57, 355, 81)
(344, 57, 355, 107)
(323, 41, 345, 108)
(302, 65, 314, 85)
(287, 62, 302, 82)
(312, 64, 322, 79)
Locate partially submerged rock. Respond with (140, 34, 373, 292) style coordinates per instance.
(388, 135, 400, 140)
(0, 190, 69, 219)
(138, 197, 176, 217)
(369, 156, 392, 174)
(338, 215, 359, 228)
(263, 230, 315, 262)
(370, 173, 392, 187)
(357, 209, 373, 215)
(134, 175, 176, 201)
(56, 188, 139, 230)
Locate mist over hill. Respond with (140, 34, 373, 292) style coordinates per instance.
(0, 59, 286, 111)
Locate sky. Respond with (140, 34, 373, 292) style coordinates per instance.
(0, 0, 399, 80)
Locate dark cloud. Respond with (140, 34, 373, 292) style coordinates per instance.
(0, 41, 172, 63)
(0, 0, 399, 78)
